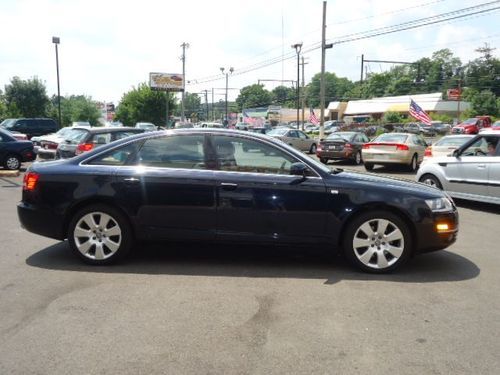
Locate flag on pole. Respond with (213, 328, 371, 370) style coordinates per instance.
(309, 108, 319, 125)
(409, 99, 432, 125)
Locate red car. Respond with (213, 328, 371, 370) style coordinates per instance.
(451, 116, 492, 134)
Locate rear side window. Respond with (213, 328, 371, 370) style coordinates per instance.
(114, 131, 140, 141)
(136, 135, 206, 169)
(91, 133, 112, 145)
(87, 142, 141, 166)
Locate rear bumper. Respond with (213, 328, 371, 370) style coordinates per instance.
(317, 150, 354, 160)
(17, 202, 65, 240)
(36, 148, 57, 160)
(415, 210, 459, 253)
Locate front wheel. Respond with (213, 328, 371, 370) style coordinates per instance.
(67, 204, 133, 265)
(419, 174, 443, 189)
(309, 143, 317, 154)
(343, 211, 412, 273)
(4, 154, 21, 170)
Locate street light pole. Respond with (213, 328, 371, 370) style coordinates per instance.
(52, 36, 61, 128)
(220, 67, 234, 127)
(180, 42, 189, 122)
(291, 43, 302, 128)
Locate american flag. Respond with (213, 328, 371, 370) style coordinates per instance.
(309, 108, 319, 125)
(409, 99, 432, 125)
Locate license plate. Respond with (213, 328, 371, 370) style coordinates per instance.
(329, 145, 337, 150)
(377, 154, 390, 160)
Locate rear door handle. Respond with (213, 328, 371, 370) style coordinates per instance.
(220, 182, 238, 190)
(477, 164, 486, 169)
(123, 177, 140, 183)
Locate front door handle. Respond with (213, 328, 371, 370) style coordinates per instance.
(220, 182, 238, 190)
(477, 164, 486, 169)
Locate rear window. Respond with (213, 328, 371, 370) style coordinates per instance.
(434, 136, 472, 146)
(65, 129, 88, 143)
(326, 132, 353, 141)
(373, 134, 408, 143)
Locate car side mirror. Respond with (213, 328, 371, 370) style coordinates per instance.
(452, 149, 460, 158)
(290, 162, 310, 180)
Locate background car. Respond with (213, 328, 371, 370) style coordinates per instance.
(0, 118, 58, 139)
(267, 128, 317, 153)
(417, 131, 500, 205)
(481, 120, 500, 132)
(0, 128, 36, 170)
(424, 135, 474, 160)
(430, 121, 451, 135)
(36, 127, 87, 160)
(18, 129, 458, 273)
(362, 132, 427, 171)
(71, 121, 91, 128)
(316, 131, 369, 165)
(56, 127, 144, 159)
(135, 122, 157, 132)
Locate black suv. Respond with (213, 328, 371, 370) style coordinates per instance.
(0, 118, 58, 139)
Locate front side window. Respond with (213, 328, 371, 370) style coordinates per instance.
(461, 136, 499, 156)
(137, 135, 207, 169)
(213, 135, 299, 175)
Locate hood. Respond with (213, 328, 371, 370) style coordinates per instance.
(328, 169, 444, 198)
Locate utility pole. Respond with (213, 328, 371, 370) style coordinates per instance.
(201, 90, 209, 121)
(319, 1, 333, 140)
(360, 54, 364, 83)
(457, 78, 462, 121)
(300, 56, 309, 131)
(220, 67, 234, 127)
(180, 42, 189, 122)
(52, 37, 62, 128)
(211, 88, 214, 121)
(292, 43, 303, 128)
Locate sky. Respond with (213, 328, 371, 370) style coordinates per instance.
(0, 0, 499, 105)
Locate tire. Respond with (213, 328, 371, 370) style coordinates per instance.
(419, 174, 443, 189)
(343, 210, 412, 273)
(4, 154, 21, 170)
(67, 204, 134, 265)
(309, 143, 317, 154)
(364, 163, 374, 171)
(408, 154, 418, 172)
(353, 151, 362, 165)
(319, 158, 329, 164)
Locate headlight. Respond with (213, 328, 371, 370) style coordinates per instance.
(425, 197, 454, 212)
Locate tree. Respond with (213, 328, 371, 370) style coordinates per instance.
(0, 89, 7, 120)
(469, 90, 498, 116)
(271, 86, 295, 107)
(4, 76, 50, 118)
(235, 84, 272, 110)
(48, 95, 101, 127)
(465, 44, 500, 96)
(115, 83, 177, 127)
(383, 112, 402, 123)
(307, 72, 354, 107)
(182, 92, 202, 119)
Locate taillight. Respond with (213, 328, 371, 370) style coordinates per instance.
(76, 143, 94, 155)
(396, 144, 409, 151)
(424, 147, 432, 157)
(362, 144, 371, 149)
(344, 143, 353, 149)
(23, 172, 39, 191)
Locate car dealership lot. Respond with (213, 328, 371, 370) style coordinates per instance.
(1, 168, 499, 374)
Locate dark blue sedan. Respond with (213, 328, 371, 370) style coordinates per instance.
(0, 128, 36, 170)
(18, 129, 458, 273)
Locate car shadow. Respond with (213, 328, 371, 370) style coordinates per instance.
(455, 199, 500, 214)
(26, 241, 480, 285)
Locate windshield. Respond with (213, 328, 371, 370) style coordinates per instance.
(56, 127, 73, 137)
(461, 118, 477, 125)
(374, 133, 408, 143)
(268, 128, 288, 136)
(0, 119, 16, 129)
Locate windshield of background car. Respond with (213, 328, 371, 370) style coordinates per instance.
(373, 134, 408, 143)
(461, 118, 477, 125)
(56, 127, 73, 137)
(326, 132, 353, 141)
(1, 119, 16, 129)
(64, 129, 88, 143)
(434, 136, 472, 146)
(267, 128, 288, 136)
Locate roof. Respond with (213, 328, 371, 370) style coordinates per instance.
(339, 93, 470, 115)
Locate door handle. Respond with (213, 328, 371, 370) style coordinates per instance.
(477, 164, 486, 169)
(220, 182, 238, 190)
(123, 177, 140, 183)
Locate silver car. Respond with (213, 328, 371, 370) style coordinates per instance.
(416, 130, 500, 205)
(267, 128, 317, 153)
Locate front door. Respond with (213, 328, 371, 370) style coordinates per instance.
(210, 134, 327, 243)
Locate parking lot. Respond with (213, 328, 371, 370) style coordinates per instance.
(1, 163, 499, 374)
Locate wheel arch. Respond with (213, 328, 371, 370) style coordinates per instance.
(337, 203, 417, 252)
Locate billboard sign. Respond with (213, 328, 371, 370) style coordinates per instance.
(149, 72, 184, 91)
(447, 88, 461, 101)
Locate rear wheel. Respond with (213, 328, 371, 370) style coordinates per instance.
(343, 210, 412, 273)
(419, 174, 442, 189)
(319, 158, 328, 164)
(67, 204, 133, 265)
(408, 154, 418, 172)
(4, 154, 21, 170)
(309, 143, 317, 154)
(364, 163, 374, 171)
(353, 151, 362, 165)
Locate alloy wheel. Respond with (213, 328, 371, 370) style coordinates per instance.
(5, 156, 20, 170)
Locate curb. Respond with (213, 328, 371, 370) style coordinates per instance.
(0, 170, 20, 177)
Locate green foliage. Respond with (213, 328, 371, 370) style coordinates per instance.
(271, 86, 296, 107)
(47, 95, 101, 127)
(235, 84, 272, 110)
(4, 76, 50, 118)
(383, 111, 402, 123)
(465, 44, 500, 96)
(115, 83, 177, 126)
(307, 72, 354, 107)
(430, 113, 454, 124)
(470, 90, 498, 116)
(181, 92, 202, 118)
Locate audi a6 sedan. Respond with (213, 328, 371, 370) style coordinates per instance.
(18, 129, 458, 273)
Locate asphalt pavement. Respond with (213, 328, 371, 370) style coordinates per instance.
(0, 166, 499, 375)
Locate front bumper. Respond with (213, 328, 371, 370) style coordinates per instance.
(416, 210, 459, 253)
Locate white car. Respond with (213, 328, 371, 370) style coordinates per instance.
(424, 135, 474, 160)
(135, 122, 157, 131)
(416, 130, 500, 205)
